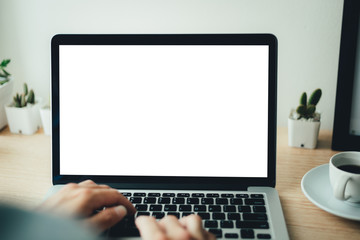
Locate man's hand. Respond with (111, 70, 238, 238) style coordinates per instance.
(38, 180, 136, 232)
(136, 215, 216, 240)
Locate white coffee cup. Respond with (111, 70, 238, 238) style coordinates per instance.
(329, 152, 360, 202)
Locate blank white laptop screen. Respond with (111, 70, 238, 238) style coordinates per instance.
(59, 45, 269, 178)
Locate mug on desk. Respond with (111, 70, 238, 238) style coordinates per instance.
(329, 152, 360, 203)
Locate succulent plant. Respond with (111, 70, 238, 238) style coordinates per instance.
(296, 88, 322, 119)
(13, 83, 36, 108)
(0, 59, 11, 85)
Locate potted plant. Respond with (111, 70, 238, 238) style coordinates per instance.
(0, 59, 14, 130)
(288, 88, 322, 149)
(5, 83, 41, 135)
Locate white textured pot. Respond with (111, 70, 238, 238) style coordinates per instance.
(40, 106, 51, 135)
(5, 99, 42, 135)
(0, 79, 14, 130)
(288, 117, 321, 149)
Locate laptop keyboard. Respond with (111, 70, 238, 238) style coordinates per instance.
(108, 191, 272, 239)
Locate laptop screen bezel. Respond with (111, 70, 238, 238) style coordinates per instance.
(51, 34, 277, 190)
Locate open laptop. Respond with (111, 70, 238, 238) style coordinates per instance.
(49, 34, 289, 239)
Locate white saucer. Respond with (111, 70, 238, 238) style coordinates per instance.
(301, 164, 360, 221)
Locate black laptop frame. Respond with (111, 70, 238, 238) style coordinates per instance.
(332, 0, 360, 151)
(51, 34, 277, 190)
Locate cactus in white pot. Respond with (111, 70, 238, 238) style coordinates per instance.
(288, 89, 322, 149)
(5, 83, 41, 135)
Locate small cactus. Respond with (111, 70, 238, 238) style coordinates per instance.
(12, 83, 36, 108)
(296, 88, 322, 119)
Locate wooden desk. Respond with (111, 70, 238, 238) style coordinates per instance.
(0, 127, 359, 239)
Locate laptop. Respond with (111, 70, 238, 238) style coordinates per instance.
(49, 34, 289, 240)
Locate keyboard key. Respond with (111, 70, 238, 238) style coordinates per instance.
(201, 198, 214, 204)
(164, 205, 177, 212)
(225, 233, 239, 239)
(220, 220, 234, 228)
(205, 220, 218, 228)
(187, 198, 200, 204)
(221, 194, 234, 198)
(230, 198, 243, 205)
(152, 212, 165, 219)
(228, 213, 241, 220)
(209, 205, 221, 212)
(121, 192, 132, 197)
(245, 198, 265, 205)
(192, 193, 205, 197)
(258, 234, 272, 239)
(158, 197, 171, 204)
(179, 205, 192, 212)
(212, 213, 226, 220)
(172, 198, 185, 204)
(206, 193, 219, 197)
(238, 206, 251, 212)
(197, 212, 210, 220)
(194, 205, 207, 212)
(236, 221, 269, 229)
(224, 206, 236, 212)
(208, 229, 222, 238)
(163, 193, 175, 197)
(251, 194, 264, 198)
(148, 193, 161, 197)
(167, 212, 180, 218)
(130, 197, 142, 204)
(137, 212, 150, 216)
(236, 193, 249, 198)
(164, 205, 177, 211)
(216, 198, 228, 205)
(177, 193, 190, 197)
(182, 212, 194, 217)
(243, 213, 268, 221)
(134, 193, 146, 197)
(150, 205, 162, 211)
(253, 206, 266, 213)
(143, 197, 156, 204)
(135, 204, 148, 211)
(240, 229, 255, 239)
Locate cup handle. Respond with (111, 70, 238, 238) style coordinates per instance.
(333, 176, 350, 200)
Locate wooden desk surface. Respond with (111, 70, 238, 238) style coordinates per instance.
(0, 127, 359, 239)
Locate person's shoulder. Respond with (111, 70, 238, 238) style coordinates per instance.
(0, 204, 99, 240)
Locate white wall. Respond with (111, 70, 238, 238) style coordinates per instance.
(0, 0, 343, 130)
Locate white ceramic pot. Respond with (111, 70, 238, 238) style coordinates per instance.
(5, 99, 42, 135)
(40, 106, 51, 135)
(0, 79, 14, 130)
(288, 117, 321, 149)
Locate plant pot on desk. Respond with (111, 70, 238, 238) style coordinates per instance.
(5, 99, 42, 135)
(288, 111, 321, 149)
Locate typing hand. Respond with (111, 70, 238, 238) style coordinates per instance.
(136, 215, 215, 240)
(38, 180, 136, 232)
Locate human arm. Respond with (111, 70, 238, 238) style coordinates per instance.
(38, 180, 136, 232)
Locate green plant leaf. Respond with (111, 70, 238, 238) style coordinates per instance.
(296, 105, 307, 116)
(308, 88, 322, 106)
(307, 104, 316, 116)
(299, 92, 307, 106)
(0, 79, 9, 85)
(0, 59, 10, 67)
(2, 69, 10, 76)
(24, 83, 28, 96)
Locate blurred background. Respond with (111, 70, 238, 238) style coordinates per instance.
(0, 0, 343, 130)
